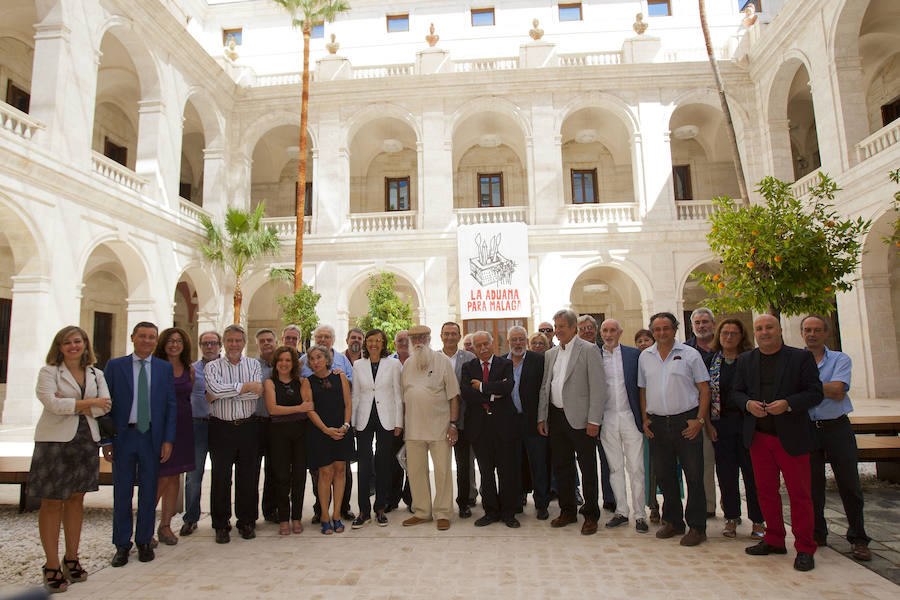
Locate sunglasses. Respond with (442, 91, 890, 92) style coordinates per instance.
(538, 328, 553, 333)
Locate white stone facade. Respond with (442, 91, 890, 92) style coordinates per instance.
(1, 0, 898, 425)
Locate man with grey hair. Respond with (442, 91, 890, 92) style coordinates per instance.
(392, 330, 410, 365)
(576, 314, 598, 344)
(685, 307, 718, 517)
(281, 324, 302, 349)
(538, 309, 608, 535)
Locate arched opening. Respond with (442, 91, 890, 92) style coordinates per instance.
(859, 0, 900, 133)
(0, 1, 37, 113)
(246, 279, 292, 357)
(348, 272, 420, 326)
(569, 266, 643, 344)
(560, 107, 634, 204)
(250, 124, 314, 218)
(180, 99, 206, 206)
(682, 261, 753, 342)
(92, 32, 142, 169)
(173, 279, 199, 360)
(350, 118, 418, 214)
(668, 103, 741, 203)
(79, 244, 130, 368)
(786, 65, 820, 180)
(452, 112, 527, 209)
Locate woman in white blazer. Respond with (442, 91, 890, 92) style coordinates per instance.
(31, 326, 111, 593)
(350, 329, 403, 528)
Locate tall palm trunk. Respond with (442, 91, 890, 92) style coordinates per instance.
(699, 0, 748, 206)
(233, 273, 243, 324)
(294, 26, 311, 292)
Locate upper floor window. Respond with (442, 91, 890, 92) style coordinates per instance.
(647, 1, 671, 17)
(571, 169, 598, 204)
(104, 137, 127, 167)
(222, 28, 242, 46)
(295, 182, 314, 215)
(386, 177, 410, 211)
(471, 8, 495, 26)
(387, 14, 409, 32)
(558, 3, 582, 22)
(478, 173, 503, 207)
(882, 96, 900, 127)
(5, 81, 30, 114)
(311, 23, 325, 39)
(673, 165, 693, 200)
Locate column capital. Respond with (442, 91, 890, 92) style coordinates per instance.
(10, 275, 52, 293)
(138, 99, 166, 115)
(33, 23, 71, 42)
(125, 297, 157, 312)
(203, 147, 226, 160)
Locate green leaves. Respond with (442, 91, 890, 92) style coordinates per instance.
(883, 168, 900, 255)
(276, 284, 321, 344)
(692, 173, 871, 318)
(272, 0, 352, 31)
(356, 271, 413, 353)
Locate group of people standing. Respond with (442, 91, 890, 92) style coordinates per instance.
(29, 305, 872, 592)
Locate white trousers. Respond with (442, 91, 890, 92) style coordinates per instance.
(600, 410, 646, 520)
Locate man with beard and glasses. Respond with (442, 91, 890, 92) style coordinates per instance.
(345, 328, 364, 365)
(400, 325, 460, 531)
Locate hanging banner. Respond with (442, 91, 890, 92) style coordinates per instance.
(457, 222, 531, 319)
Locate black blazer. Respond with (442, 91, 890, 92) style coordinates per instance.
(460, 355, 517, 442)
(731, 345, 823, 456)
(517, 350, 545, 437)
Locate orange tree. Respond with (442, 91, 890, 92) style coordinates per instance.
(693, 174, 871, 321)
(884, 167, 900, 253)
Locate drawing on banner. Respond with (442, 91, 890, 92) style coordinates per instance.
(469, 232, 516, 287)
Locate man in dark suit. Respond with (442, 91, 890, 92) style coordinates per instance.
(597, 318, 648, 532)
(732, 314, 823, 572)
(461, 331, 519, 527)
(507, 326, 549, 520)
(104, 322, 176, 567)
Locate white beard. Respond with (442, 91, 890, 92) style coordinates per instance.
(411, 344, 434, 372)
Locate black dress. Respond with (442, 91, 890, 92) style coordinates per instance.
(306, 373, 353, 468)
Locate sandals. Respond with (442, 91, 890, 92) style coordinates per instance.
(292, 520, 304, 534)
(157, 525, 178, 545)
(321, 520, 334, 535)
(43, 565, 69, 594)
(62, 556, 88, 583)
(723, 519, 738, 538)
(279, 522, 291, 536)
(333, 519, 345, 533)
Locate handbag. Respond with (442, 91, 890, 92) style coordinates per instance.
(88, 367, 118, 440)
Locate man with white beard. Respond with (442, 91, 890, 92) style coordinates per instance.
(400, 325, 461, 531)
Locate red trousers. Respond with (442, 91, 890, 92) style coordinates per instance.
(749, 432, 817, 554)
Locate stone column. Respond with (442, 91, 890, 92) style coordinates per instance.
(530, 99, 562, 225)
(314, 114, 348, 236)
(420, 111, 453, 230)
(830, 56, 870, 169)
(134, 99, 177, 206)
(630, 132, 646, 215)
(229, 151, 253, 212)
(765, 119, 794, 182)
(857, 275, 900, 397)
(416, 141, 425, 229)
(636, 102, 675, 222)
(201, 147, 228, 220)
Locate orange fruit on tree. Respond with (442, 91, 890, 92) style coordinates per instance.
(747, 261, 755, 268)
(713, 274, 721, 281)
(774, 256, 782, 262)
(717, 282, 725, 289)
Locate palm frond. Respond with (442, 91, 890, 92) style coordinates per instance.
(269, 267, 296, 284)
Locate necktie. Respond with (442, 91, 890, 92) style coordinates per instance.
(482, 361, 491, 415)
(137, 359, 150, 433)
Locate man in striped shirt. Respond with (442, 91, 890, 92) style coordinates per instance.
(206, 324, 263, 544)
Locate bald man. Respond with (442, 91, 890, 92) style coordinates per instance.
(732, 314, 823, 572)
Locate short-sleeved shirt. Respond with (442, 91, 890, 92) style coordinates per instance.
(808, 346, 853, 421)
(638, 341, 709, 416)
(300, 350, 353, 384)
(190, 358, 211, 419)
(400, 351, 460, 441)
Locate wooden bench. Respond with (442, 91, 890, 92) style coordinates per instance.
(0, 456, 113, 512)
(856, 436, 900, 460)
(850, 415, 900, 435)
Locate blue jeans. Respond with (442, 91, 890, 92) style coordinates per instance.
(183, 418, 209, 524)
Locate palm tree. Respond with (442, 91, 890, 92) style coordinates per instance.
(698, 0, 749, 205)
(273, 0, 352, 291)
(199, 204, 280, 323)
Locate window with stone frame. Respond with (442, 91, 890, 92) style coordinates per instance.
(385, 177, 410, 211)
(478, 173, 503, 207)
(571, 169, 599, 204)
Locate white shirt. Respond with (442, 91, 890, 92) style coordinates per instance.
(550, 341, 572, 409)
(638, 341, 709, 416)
(601, 345, 629, 415)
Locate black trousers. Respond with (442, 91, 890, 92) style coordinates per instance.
(810, 415, 870, 544)
(454, 428, 475, 510)
(390, 435, 412, 508)
(356, 408, 395, 516)
(472, 415, 522, 521)
(649, 408, 706, 532)
(713, 412, 763, 522)
(548, 405, 599, 521)
(257, 419, 277, 520)
(208, 418, 260, 530)
(268, 419, 308, 522)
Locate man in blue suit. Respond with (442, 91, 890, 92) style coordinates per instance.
(103, 322, 176, 567)
(597, 318, 648, 533)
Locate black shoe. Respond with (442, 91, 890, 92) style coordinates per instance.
(459, 507, 472, 519)
(136, 544, 154, 563)
(342, 511, 356, 522)
(179, 522, 198, 536)
(375, 512, 389, 527)
(351, 515, 371, 529)
(237, 524, 256, 540)
(311, 512, 321, 524)
(467, 498, 477, 508)
(536, 507, 549, 521)
(474, 514, 499, 527)
(746, 541, 787, 556)
(504, 518, 521, 529)
(215, 528, 230, 544)
(602, 502, 617, 512)
(635, 519, 649, 533)
(794, 552, 815, 571)
(111, 547, 129, 567)
(605, 514, 628, 528)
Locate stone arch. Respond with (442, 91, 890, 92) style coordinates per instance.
(240, 110, 318, 159)
(181, 87, 226, 149)
(345, 103, 422, 150)
(567, 259, 649, 341)
(829, 0, 868, 62)
(555, 91, 639, 137)
(0, 192, 49, 278)
(665, 88, 749, 137)
(93, 15, 163, 102)
(339, 266, 424, 323)
(568, 257, 652, 309)
(78, 234, 152, 299)
(449, 96, 533, 139)
(764, 51, 816, 123)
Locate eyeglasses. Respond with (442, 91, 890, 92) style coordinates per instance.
(719, 331, 741, 338)
(166, 339, 184, 345)
(200, 341, 220, 347)
(538, 328, 553, 333)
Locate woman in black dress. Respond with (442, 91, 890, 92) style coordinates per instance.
(305, 345, 352, 534)
(264, 346, 314, 535)
(32, 326, 112, 593)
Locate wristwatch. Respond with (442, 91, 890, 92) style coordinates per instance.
(449, 420, 459, 428)
(698, 417, 706, 425)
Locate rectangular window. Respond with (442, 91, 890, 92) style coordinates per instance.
(558, 3, 582, 21)
(385, 177, 410, 211)
(882, 96, 900, 127)
(179, 182, 191, 200)
(93, 311, 113, 370)
(571, 169, 598, 204)
(222, 28, 242, 46)
(311, 23, 325, 39)
(673, 165, 693, 200)
(5, 81, 30, 114)
(387, 14, 409, 32)
(647, 1, 671, 17)
(471, 8, 495, 26)
(478, 173, 503, 207)
(104, 137, 128, 167)
(296, 181, 313, 215)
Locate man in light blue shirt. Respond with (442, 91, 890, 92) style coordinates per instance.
(802, 315, 870, 561)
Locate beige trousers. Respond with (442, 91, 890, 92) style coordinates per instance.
(406, 439, 453, 521)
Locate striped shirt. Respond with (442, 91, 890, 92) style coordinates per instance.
(205, 355, 262, 421)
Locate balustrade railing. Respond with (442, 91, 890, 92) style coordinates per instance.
(856, 120, 900, 162)
(790, 168, 822, 199)
(558, 51, 623, 67)
(351, 64, 414, 79)
(453, 57, 519, 72)
(91, 151, 147, 193)
(566, 203, 638, 224)
(675, 200, 718, 221)
(349, 211, 416, 232)
(455, 206, 527, 225)
(0, 101, 44, 140)
(255, 72, 302, 87)
(261, 216, 312, 239)
(178, 197, 211, 224)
